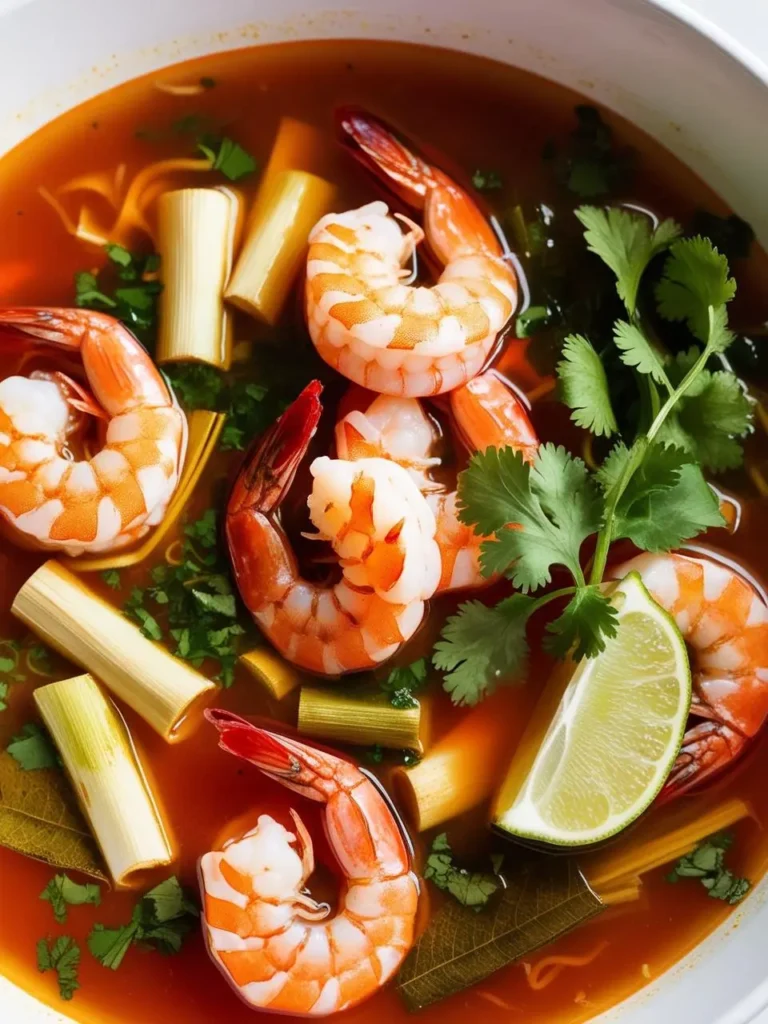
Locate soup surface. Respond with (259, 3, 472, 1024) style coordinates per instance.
(0, 39, 767, 1024)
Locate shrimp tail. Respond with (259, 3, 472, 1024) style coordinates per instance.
(205, 709, 300, 774)
(659, 719, 748, 802)
(336, 106, 433, 208)
(228, 380, 323, 518)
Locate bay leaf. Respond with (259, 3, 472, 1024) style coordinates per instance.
(398, 854, 602, 1010)
(0, 751, 107, 881)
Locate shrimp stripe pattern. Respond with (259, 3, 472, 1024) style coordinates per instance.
(0, 308, 186, 555)
(305, 109, 517, 397)
(226, 381, 440, 675)
(200, 711, 419, 1017)
(613, 553, 768, 798)
(336, 371, 538, 592)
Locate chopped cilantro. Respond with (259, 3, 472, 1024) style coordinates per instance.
(164, 363, 269, 452)
(198, 136, 257, 181)
(101, 569, 122, 591)
(74, 245, 161, 346)
(668, 832, 750, 905)
(122, 510, 248, 686)
(424, 833, 501, 911)
(401, 749, 422, 767)
(88, 876, 198, 970)
(379, 659, 429, 708)
(0, 681, 7, 712)
(37, 936, 80, 1001)
(472, 169, 503, 192)
(7, 723, 58, 771)
(41, 874, 101, 924)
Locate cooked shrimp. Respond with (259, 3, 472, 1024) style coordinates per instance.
(612, 552, 768, 799)
(0, 308, 186, 555)
(226, 381, 440, 675)
(200, 711, 419, 1017)
(305, 108, 517, 397)
(336, 371, 538, 592)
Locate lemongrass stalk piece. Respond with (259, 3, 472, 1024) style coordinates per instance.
(67, 409, 225, 572)
(13, 562, 216, 741)
(586, 796, 751, 895)
(156, 188, 242, 369)
(35, 674, 173, 887)
(394, 685, 536, 832)
(239, 647, 303, 701)
(260, 117, 334, 181)
(299, 686, 429, 753)
(226, 170, 337, 325)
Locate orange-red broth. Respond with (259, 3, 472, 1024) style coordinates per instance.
(0, 39, 767, 1024)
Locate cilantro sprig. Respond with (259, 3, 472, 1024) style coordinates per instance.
(435, 208, 750, 704)
(37, 936, 80, 1001)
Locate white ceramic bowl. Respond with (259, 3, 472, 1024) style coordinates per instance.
(1, 1, 767, 1021)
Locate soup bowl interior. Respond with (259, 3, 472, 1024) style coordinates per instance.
(0, 0, 767, 1022)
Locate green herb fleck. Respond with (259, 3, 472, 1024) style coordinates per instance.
(41, 874, 101, 924)
(7, 723, 58, 771)
(424, 833, 501, 911)
(668, 833, 750, 905)
(472, 169, 503, 192)
(198, 136, 257, 182)
(37, 936, 80, 1001)
(88, 876, 198, 970)
(379, 659, 429, 708)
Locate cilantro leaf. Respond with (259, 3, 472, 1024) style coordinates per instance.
(557, 334, 617, 436)
(544, 105, 634, 199)
(612, 320, 669, 386)
(424, 833, 501, 911)
(655, 236, 736, 347)
(459, 445, 601, 591)
(599, 441, 725, 550)
(0, 680, 8, 712)
(379, 659, 429, 708)
(7, 723, 58, 770)
(75, 246, 161, 346)
(41, 874, 101, 924)
(668, 832, 750, 905)
(657, 349, 754, 471)
(87, 922, 138, 971)
(37, 936, 81, 1000)
(199, 137, 257, 181)
(434, 594, 536, 706)
(575, 205, 681, 315)
(544, 587, 619, 660)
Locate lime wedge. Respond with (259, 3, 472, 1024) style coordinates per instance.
(493, 572, 691, 847)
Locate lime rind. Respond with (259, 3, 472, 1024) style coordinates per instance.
(496, 572, 691, 847)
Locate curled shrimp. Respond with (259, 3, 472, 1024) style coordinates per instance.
(0, 308, 186, 555)
(336, 371, 538, 592)
(305, 108, 517, 397)
(612, 552, 768, 799)
(226, 381, 440, 675)
(200, 711, 419, 1017)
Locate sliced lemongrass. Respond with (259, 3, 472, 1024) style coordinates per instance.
(239, 647, 303, 700)
(13, 562, 216, 741)
(260, 117, 333, 180)
(586, 795, 752, 895)
(34, 674, 173, 887)
(67, 409, 225, 572)
(299, 686, 429, 753)
(226, 170, 336, 325)
(156, 187, 242, 369)
(394, 685, 535, 832)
